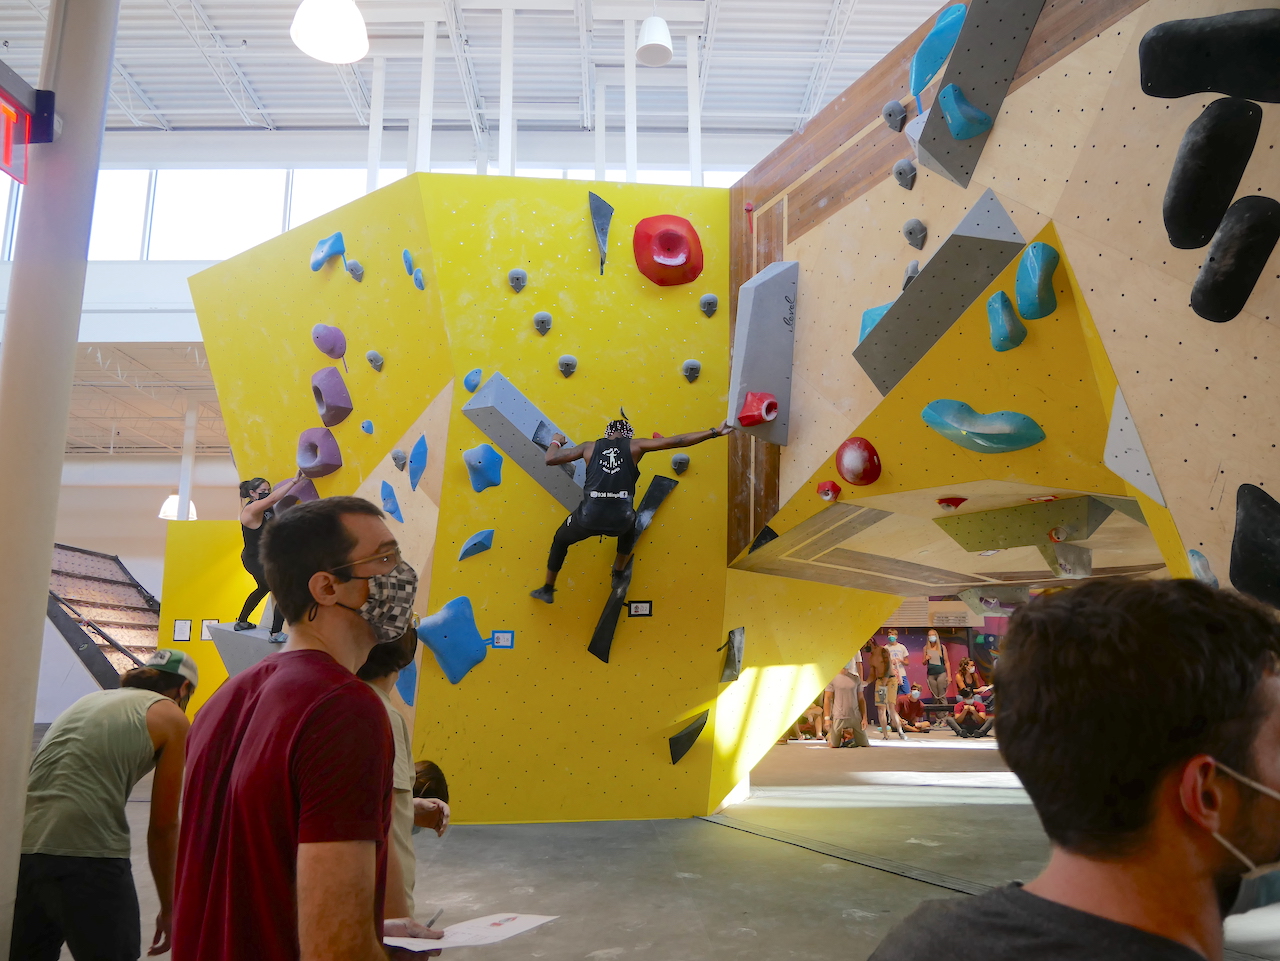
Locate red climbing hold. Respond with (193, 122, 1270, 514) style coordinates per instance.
(835, 436, 882, 486)
(737, 391, 779, 427)
(633, 215, 704, 286)
(817, 480, 842, 502)
(936, 497, 967, 511)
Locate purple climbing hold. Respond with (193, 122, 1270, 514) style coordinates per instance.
(297, 427, 343, 478)
(312, 324, 347, 361)
(311, 367, 353, 427)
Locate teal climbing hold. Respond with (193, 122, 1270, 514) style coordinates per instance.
(859, 302, 894, 346)
(402, 249, 414, 275)
(463, 368, 482, 392)
(937, 84, 993, 140)
(910, 4, 966, 107)
(921, 399, 1045, 453)
(463, 444, 503, 492)
(395, 657, 417, 705)
(413, 267, 425, 290)
(380, 480, 404, 523)
(361, 420, 374, 434)
(418, 596, 487, 684)
(987, 291, 1027, 352)
(1189, 549, 1219, 588)
(1015, 242, 1060, 320)
(458, 529, 494, 561)
(408, 435, 428, 491)
(310, 232, 345, 271)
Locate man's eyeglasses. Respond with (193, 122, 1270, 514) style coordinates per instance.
(330, 547, 402, 574)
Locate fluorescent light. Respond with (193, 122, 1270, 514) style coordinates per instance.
(290, 0, 369, 65)
(159, 495, 197, 521)
(636, 15, 673, 67)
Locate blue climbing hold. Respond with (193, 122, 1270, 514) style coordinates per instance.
(418, 596, 488, 684)
(1189, 549, 1219, 588)
(361, 420, 374, 434)
(395, 656, 418, 705)
(937, 83, 993, 140)
(463, 368, 482, 392)
(310, 232, 346, 271)
(921, 399, 1046, 454)
(463, 444, 503, 492)
(408, 435, 428, 491)
(910, 4, 966, 107)
(458, 529, 494, 561)
(413, 267, 425, 290)
(380, 481, 404, 523)
(987, 290, 1027, 352)
(402, 249, 414, 275)
(1015, 242, 1061, 320)
(859, 302, 894, 346)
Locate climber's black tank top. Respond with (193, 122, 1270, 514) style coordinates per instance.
(240, 507, 274, 569)
(576, 438, 641, 534)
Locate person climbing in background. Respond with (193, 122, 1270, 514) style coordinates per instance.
(923, 629, 953, 703)
(529, 411, 736, 603)
(234, 471, 304, 638)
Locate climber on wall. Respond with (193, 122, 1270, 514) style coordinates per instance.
(529, 412, 736, 604)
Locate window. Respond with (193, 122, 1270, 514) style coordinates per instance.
(88, 170, 151, 260)
(289, 169, 365, 229)
(148, 169, 287, 260)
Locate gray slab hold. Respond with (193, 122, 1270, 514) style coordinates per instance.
(853, 190, 1025, 396)
(903, 219, 928, 249)
(208, 622, 280, 678)
(1103, 386, 1166, 506)
(462, 371, 586, 511)
(915, 0, 1048, 187)
(727, 260, 799, 446)
(893, 158, 917, 190)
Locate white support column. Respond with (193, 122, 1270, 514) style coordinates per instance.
(686, 34, 703, 187)
(366, 56, 386, 193)
(406, 118, 418, 176)
(594, 79, 607, 181)
(0, 0, 121, 945)
(176, 397, 197, 522)
(624, 19, 637, 182)
(415, 21, 437, 173)
(498, 7, 515, 176)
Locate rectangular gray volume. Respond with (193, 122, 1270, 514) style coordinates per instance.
(462, 372, 586, 511)
(727, 260, 799, 446)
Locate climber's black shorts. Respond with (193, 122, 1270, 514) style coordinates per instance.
(547, 510, 637, 571)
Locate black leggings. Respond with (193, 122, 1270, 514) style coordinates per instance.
(547, 513, 637, 572)
(239, 553, 285, 632)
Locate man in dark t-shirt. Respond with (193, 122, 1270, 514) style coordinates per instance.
(870, 580, 1280, 961)
(529, 413, 734, 603)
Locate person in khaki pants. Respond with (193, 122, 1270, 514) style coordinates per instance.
(827, 661, 870, 749)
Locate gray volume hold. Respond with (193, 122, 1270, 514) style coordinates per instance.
(727, 260, 799, 446)
(533, 311, 553, 335)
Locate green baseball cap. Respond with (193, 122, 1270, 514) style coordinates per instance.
(143, 649, 199, 690)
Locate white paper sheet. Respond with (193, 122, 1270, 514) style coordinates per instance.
(385, 913, 558, 950)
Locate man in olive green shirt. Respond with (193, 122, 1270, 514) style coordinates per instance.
(10, 650, 196, 961)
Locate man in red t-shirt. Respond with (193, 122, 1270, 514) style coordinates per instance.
(945, 687, 995, 738)
(173, 496, 439, 961)
(895, 683, 933, 733)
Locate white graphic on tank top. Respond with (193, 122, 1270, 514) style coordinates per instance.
(602, 447, 622, 474)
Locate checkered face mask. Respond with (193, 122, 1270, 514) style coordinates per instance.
(348, 561, 419, 644)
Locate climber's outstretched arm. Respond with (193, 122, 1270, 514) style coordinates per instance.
(632, 420, 734, 458)
(546, 435, 592, 466)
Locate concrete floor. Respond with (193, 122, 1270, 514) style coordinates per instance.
(58, 730, 1280, 959)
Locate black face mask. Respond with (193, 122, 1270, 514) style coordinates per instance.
(255, 490, 270, 500)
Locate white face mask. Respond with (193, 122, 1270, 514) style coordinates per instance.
(1210, 761, 1280, 883)
(909, 691, 920, 701)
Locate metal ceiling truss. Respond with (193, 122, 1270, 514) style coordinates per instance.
(162, 0, 276, 129)
(795, 0, 861, 130)
(443, 0, 489, 151)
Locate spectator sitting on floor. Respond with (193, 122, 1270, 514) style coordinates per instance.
(945, 688, 994, 739)
(896, 684, 933, 733)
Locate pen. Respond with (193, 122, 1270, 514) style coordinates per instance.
(426, 908, 444, 929)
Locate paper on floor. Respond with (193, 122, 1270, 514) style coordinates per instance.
(385, 913, 558, 949)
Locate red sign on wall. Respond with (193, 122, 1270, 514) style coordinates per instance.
(0, 90, 31, 184)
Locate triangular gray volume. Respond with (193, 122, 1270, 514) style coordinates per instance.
(669, 710, 710, 764)
(915, 141, 962, 187)
(1103, 386, 1166, 506)
(719, 627, 744, 682)
(588, 191, 614, 275)
(953, 189, 1025, 244)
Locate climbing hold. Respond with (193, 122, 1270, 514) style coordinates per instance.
(903, 260, 920, 291)
(360, 420, 373, 434)
(903, 219, 927, 250)
(463, 368, 482, 393)
(412, 267, 425, 290)
(309, 232, 346, 271)
(366, 350, 384, 372)
(937, 496, 967, 511)
(892, 158, 917, 190)
(835, 437, 881, 486)
(1015, 242, 1060, 320)
(858, 302, 894, 346)
(1232, 484, 1280, 608)
(533, 311, 552, 335)
(882, 100, 907, 132)
(402, 249, 414, 275)
(508, 268, 527, 293)
(588, 192, 614, 274)
(558, 355, 577, 378)
(670, 453, 689, 475)
(462, 444, 503, 493)
(380, 481, 403, 523)
(1139, 9, 1280, 102)
(910, 3, 967, 105)
(296, 427, 342, 478)
(737, 391, 778, 427)
(681, 359, 701, 383)
(937, 83, 993, 140)
(1188, 549, 1219, 589)
(458, 529, 494, 561)
(345, 260, 364, 282)
(1164, 98, 1262, 249)
(816, 480, 842, 502)
(311, 367, 353, 427)
(311, 324, 347, 364)
(904, 110, 929, 156)
(1191, 196, 1280, 323)
(417, 596, 488, 685)
(408, 435, 428, 491)
(669, 711, 709, 764)
(395, 658, 418, 705)
(391, 449, 407, 471)
(987, 290, 1027, 352)
(633, 214, 704, 286)
(921, 400, 1046, 454)
(719, 627, 744, 683)
(275, 476, 319, 510)
(700, 293, 719, 318)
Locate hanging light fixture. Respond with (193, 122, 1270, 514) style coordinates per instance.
(159, 494, 198, 521)
(636, 12, 673, 67)
(290, 0, 369, 65)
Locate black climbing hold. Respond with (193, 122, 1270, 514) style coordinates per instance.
(749, 526, 778, 553)
(1231, 484, 1280, 608)
(534, 311, 552, 335)
(588, 191, 614, 275)
(882, 100, 906, 132)
(670, 453, 689, 475)
(1139, 9, 1280, 103)
(668, 710, 709, 764)
(892, 158, 916, 190)
(700, 293, 719, 318)
(633, 475, 678, 540)
(902, 259, 920, 291)
(903, 218, 927, 250)
(681, 359, 701, 383)
(719, 627, 744, 683)
(1164, 98, 1262, 249)
(1190, 195, 1280, 322)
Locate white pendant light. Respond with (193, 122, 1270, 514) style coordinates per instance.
(290, 0, 370, 65)
(636, 14, 673, 67)
(159, 494, 197, 521)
